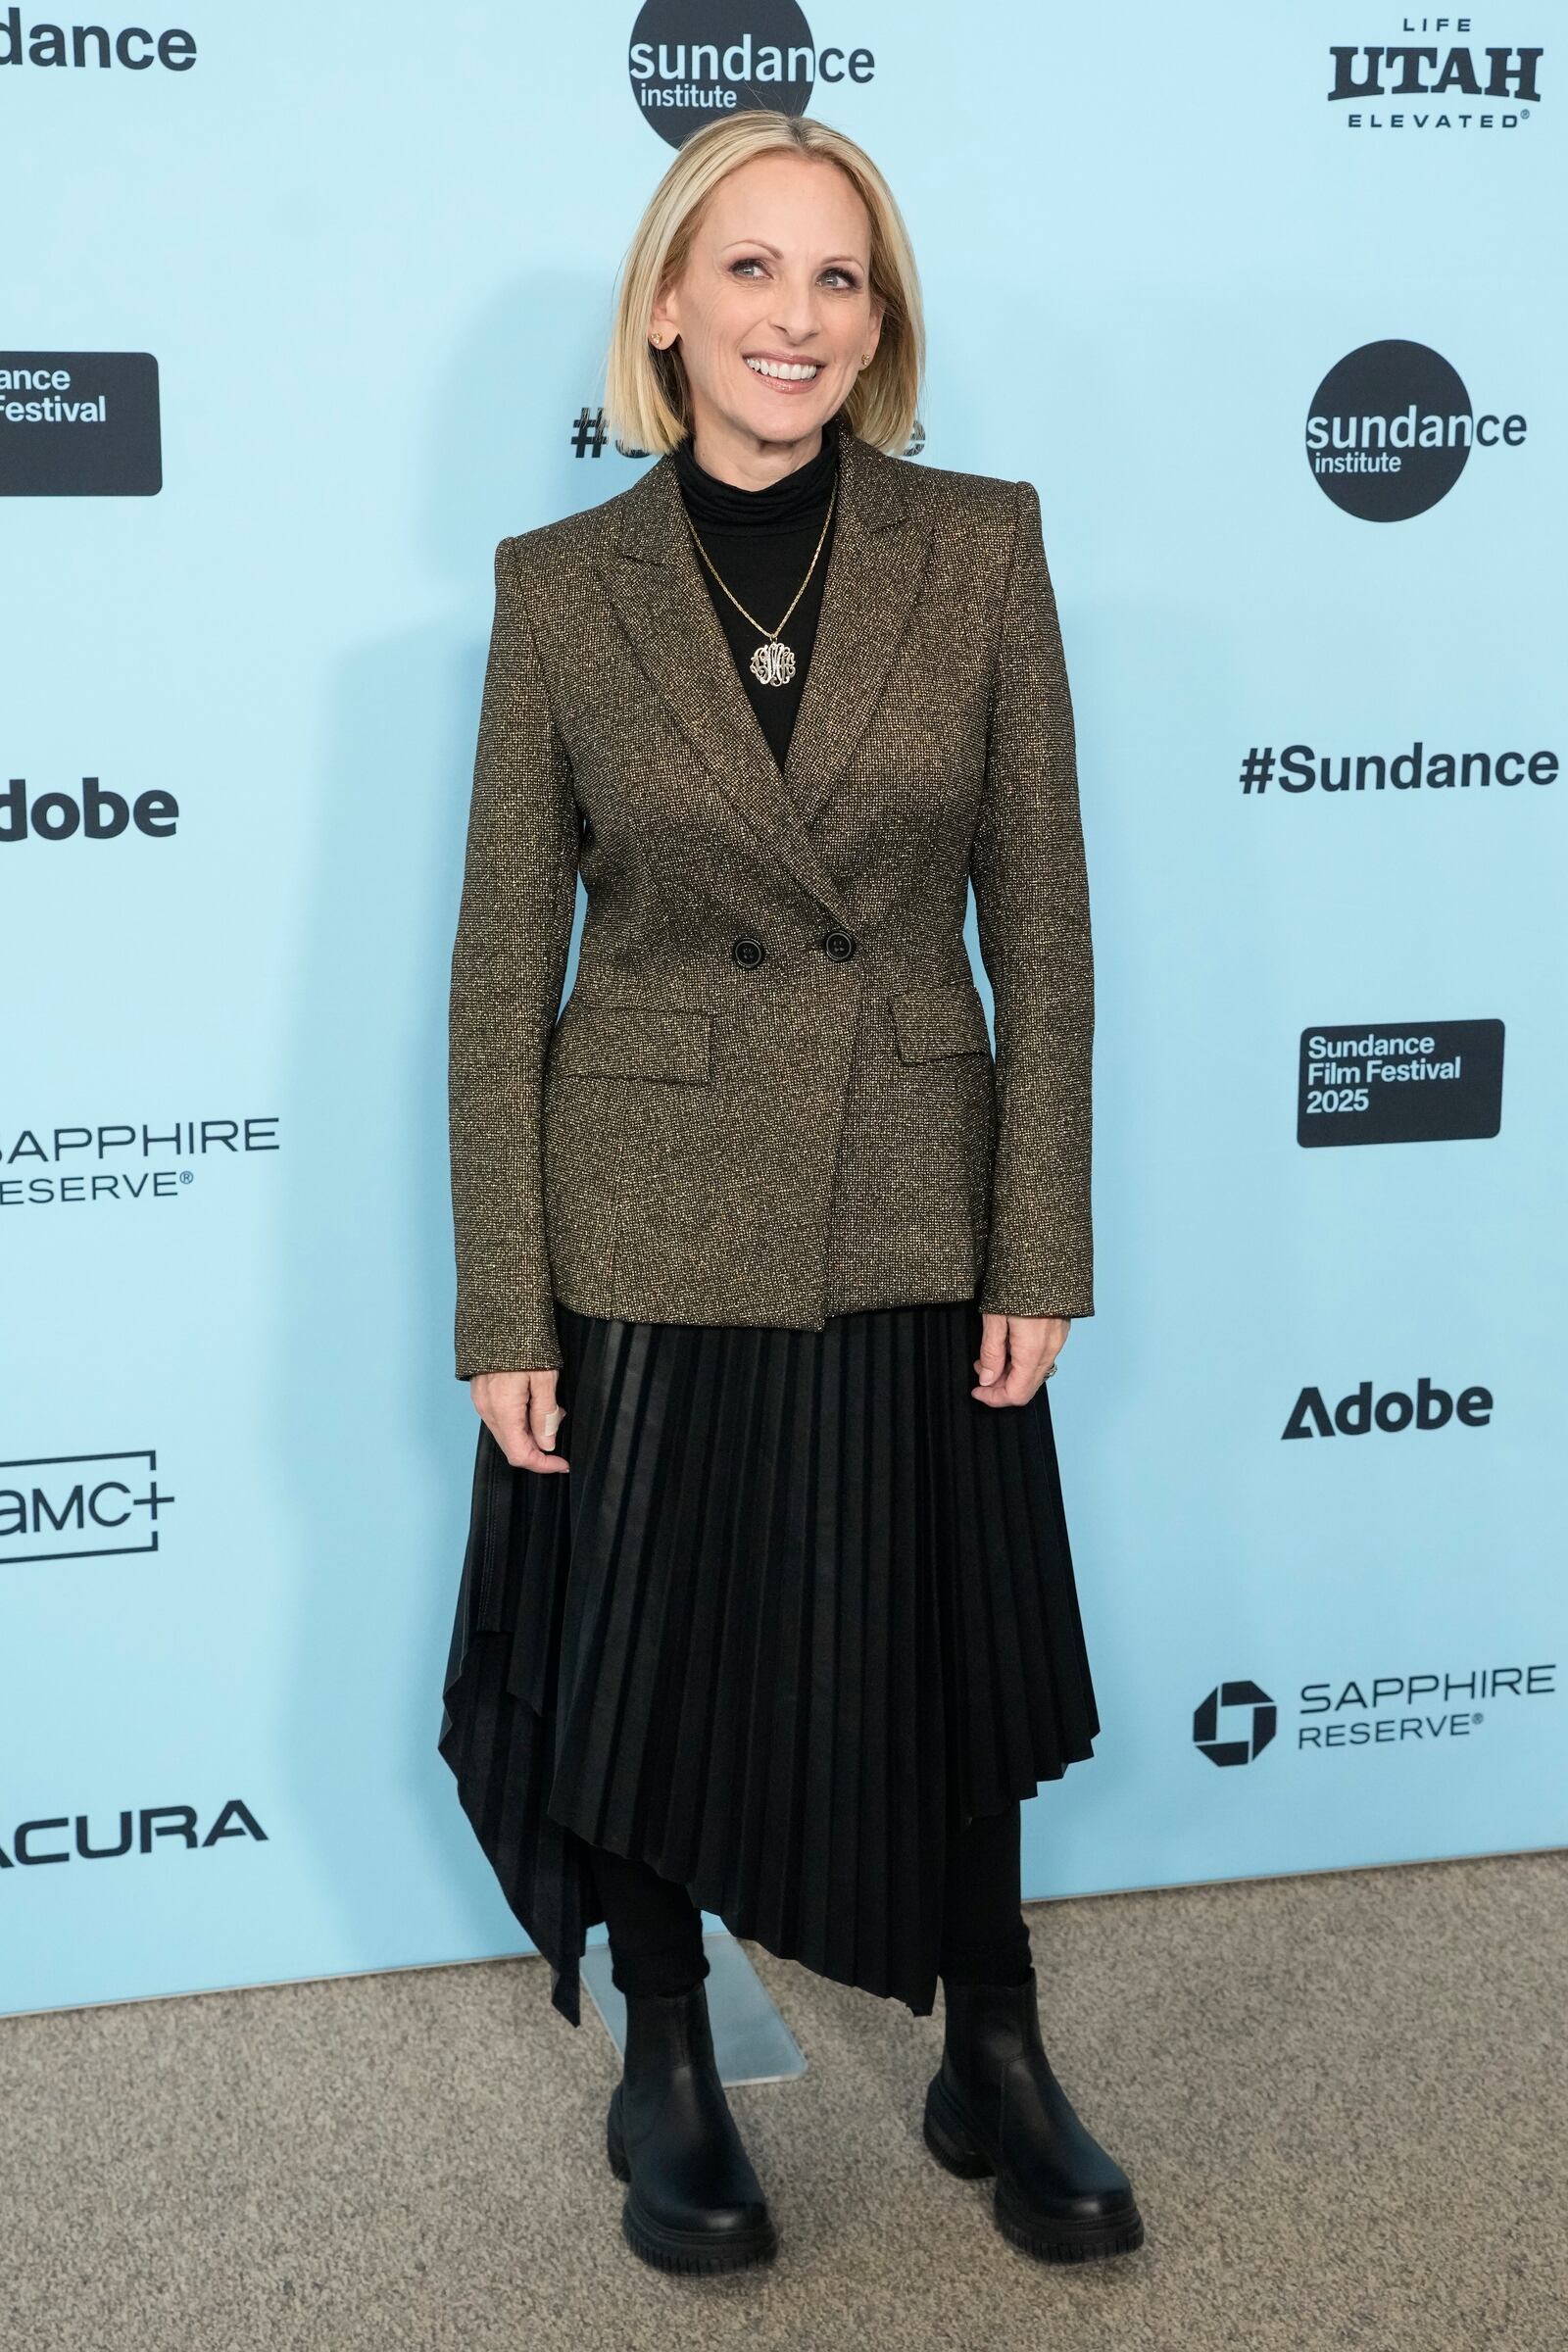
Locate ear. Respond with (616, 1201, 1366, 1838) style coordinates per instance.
(648, 279, 679, 350)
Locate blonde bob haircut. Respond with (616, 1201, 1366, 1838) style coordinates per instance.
(604, 110, 924, 460)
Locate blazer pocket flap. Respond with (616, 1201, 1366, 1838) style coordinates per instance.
(551, 1000, 712, 1084)
(889, 977, 993, 1063)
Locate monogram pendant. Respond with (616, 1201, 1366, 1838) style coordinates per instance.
(750, 638, 796, 688)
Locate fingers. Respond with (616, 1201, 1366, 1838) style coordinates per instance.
(971, 1314, 1068, 1407)
(973, 1311, 1010, 1391)
(471, 1368, 570, 1473)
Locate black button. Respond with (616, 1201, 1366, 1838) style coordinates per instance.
(731, 936, 765, 968)
(821, 930, 857, 961)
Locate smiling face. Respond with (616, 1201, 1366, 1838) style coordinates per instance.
(650, 149, 884, 488)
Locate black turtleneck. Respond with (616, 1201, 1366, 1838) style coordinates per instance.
(671, 410, 841, 771)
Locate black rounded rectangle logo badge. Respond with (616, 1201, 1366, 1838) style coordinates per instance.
(0, 351, 162, 495)
(1298, 1020, 1504, 1145)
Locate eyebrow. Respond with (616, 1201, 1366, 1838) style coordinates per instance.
(720, 238, 863, 266)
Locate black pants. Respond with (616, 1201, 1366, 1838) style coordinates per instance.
(586, 1800, 1034, 1998)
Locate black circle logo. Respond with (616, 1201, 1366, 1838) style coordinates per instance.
(1193, 1680, 1277, 1767)
(1306, 340, 1474, 521)
(629, 0, 816, 147)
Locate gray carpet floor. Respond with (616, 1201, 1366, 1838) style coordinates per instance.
(5, 1847, 1562, 2351)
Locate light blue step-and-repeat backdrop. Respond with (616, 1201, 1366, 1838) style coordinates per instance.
(3, 7, 1562, 2014)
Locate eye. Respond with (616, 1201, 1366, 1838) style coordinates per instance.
(728, 257, 860, 289)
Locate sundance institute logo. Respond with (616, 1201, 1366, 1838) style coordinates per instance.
(627, 0, 875, 145)
(1305, 340, 1526, 520)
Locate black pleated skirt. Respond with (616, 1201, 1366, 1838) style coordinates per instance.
(437, 1296, 1100, 2027)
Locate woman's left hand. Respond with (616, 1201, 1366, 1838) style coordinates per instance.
(972, 1312, 1070, 1407)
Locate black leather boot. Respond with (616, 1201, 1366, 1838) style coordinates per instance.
(605, 1979, 779, 2273)
(924, 1967, 1145, 2263)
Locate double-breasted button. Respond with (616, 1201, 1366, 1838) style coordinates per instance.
(821, 929, 857, 961)
(731, 936, 765, 968)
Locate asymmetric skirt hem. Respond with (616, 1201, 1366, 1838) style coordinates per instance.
(438, 1295, 1100, 2028)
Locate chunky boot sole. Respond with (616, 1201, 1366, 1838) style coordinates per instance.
(923, 2075, 1146, 2265)
(607, 2087, 779, 2274)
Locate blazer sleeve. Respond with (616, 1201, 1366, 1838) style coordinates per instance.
(448, 535, 580, 1378)
(969, 478, 1095, 1321)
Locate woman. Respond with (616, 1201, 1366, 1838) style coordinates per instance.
(438, 109, 1144, 2277)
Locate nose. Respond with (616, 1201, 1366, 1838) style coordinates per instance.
(765, 276, 829, 345)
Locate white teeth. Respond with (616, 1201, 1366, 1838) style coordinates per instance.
(746, 356, 819, 380)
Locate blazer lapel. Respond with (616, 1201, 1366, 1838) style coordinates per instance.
(596, 420, 935, 927)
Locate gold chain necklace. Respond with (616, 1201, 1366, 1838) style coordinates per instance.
(680, 480, 837, 688)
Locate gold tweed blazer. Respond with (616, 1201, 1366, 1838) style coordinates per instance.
(448, 422, 1093, 1377)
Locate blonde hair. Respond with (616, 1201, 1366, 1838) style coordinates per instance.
(603, 111, 924, 458)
